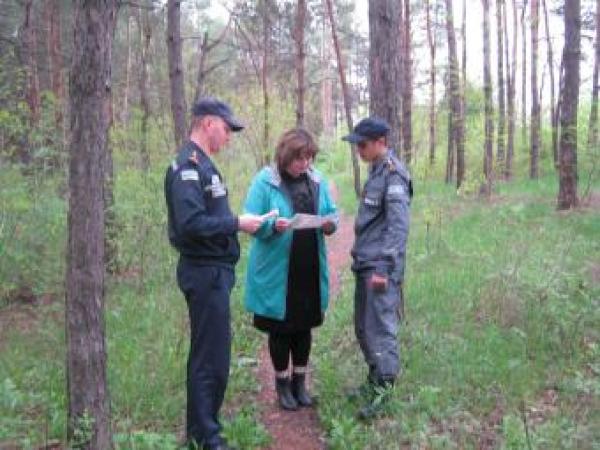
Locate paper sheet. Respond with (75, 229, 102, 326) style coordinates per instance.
(289, 213, 336, 230)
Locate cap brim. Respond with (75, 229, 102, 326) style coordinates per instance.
(342, 133, 366, 144)
(224, 116, 244, 132)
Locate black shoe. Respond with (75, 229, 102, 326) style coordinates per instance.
(275, 376, 299, 410)
(345, 378, 376, 401)
(291, 372, 314, 407)
(356, 379, 394, 421)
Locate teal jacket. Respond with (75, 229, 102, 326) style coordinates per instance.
(243, 166, 338, 320)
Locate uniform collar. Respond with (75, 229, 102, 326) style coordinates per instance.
(369, 148, 393, 174)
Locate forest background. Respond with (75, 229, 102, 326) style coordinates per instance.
(0, 0, 598, 449)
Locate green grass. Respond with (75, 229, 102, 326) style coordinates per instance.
(312, 175, 600, 449)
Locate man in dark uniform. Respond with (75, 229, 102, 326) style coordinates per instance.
(342, 117, 412, 420)
(164, 98, 264, 450)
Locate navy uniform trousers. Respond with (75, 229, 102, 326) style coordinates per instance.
(176, 258, 235, 448)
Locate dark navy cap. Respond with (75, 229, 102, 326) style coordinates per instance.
(192, 97, 244, 132)
(342, 117, 390, 144)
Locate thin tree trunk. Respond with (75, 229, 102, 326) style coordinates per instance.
(401, 0, 412, 164)
(321, 0, 334, 136)
(193, 20, 230, 105)
(138, 6, 151, 171)
(167, 0, 187, 149)
(262, 0, 270, 164)
(462, 0, 467, 91)
(446, 78, 455, 183)
(483, 0, 495, 190)
(496, 0, 506, 164)
(542, 0, 558, 170)
(20, 0, 40, 126)
(369, 0, 402, 154)
(294, 0, 306, 127)
(530, 0, 540, 178)
(445, 0, 465, 188)
(506, 0, 518, 179)
(325, 0, 360, 196)
(557, 0, 580, 209)
(67, 1, 118, 448)
(521, 0, 528, 148)
(426, 0, 436, 166)
(587, 0, 599, 152)
(45, 0, 64, 130)
(122, 8, 132, 124)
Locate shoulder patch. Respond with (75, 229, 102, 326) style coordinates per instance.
(388, 184, 406, 197)
(181, 169, 199, 181)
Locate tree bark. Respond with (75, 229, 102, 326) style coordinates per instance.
(262, 0, 270, 164)
(325, 0, 360, 196)
(445, 0, 465, 188)
(557, 0, 580, 209)
(401, 0, 412, 164)
(368, 0, 402, 155)
(138, 5, 151, 171)
(294, 0, 306, 127)
(530, 0, 540, 178)
(426, 0, 437, 166)
(483, 0, 495, 189)
(321, 0, 334, 136)
(542, 0, 558, 170)
(45, 0, 64, 130)
(505, 0, 518, 179)
(67, 1, 118, 448)
(20, 0, 40, 126)
(496, 0, 506, 164)
(167, 0, 187, 149)
(521, 0, 528, 148)
(587, 0, 599, 152)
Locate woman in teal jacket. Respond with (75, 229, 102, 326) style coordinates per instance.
(244, 128, 338, 410)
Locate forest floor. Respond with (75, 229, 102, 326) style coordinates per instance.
(255, 183, 355, 450)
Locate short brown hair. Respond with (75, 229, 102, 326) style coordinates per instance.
(274, 128, 318, 173)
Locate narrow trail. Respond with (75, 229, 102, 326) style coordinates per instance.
(256, 183, 354, 450)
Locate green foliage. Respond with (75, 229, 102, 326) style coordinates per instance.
(312, 176, 600, 449)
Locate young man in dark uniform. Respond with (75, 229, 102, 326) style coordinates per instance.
(164, 98, 263, 450)
(342, 117, 412, 420)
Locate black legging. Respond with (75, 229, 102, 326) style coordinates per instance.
(268, 330, 312, 372)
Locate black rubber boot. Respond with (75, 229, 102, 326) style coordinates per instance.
(275, 377, 298, 411)
(291, 372, 314, 407)
(356, 378, 394, 421)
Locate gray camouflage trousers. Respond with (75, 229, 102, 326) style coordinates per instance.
(354, 273, 402, 382)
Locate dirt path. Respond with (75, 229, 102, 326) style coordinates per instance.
(256, 186, 354, 450)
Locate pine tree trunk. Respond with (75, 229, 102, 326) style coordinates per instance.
(20, 0, 40, 127)
(138, 7, 151, 171)
(294, 0, 306, 127)
(401, 0, 412, 164)
(369, 0, 402, 154)
(496, 0, 506, 164)
(122, 8, 132, 124)
(506, 0, 518, 179)
(45, 0, 64, 130)
(66, 2, 118, 448)
(167, 0, 187, 149)
(557, 0, 580, 209)
(530, 0, 540, 178)
(321, 0, 334, 136)
(542, 0, 558, 170)
(445, 0, 465, 188)
(483, 0, 495, 189)
(262, 0, 270, 164)
(426, 0, 436, 166)
(521, 1, 528, 149)
(446, 74, 455, 183)
(325, 0, 360, 196)
(587, 0, 599, 152)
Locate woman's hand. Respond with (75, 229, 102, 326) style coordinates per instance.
(274, 218, 291, 233)
(321, 220, 336, 235)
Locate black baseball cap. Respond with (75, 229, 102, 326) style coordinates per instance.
(342, 117, 390, 144)
(192, 97, 244, 132)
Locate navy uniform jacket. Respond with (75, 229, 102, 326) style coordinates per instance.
(164, 141, 240, 267)
(351, 149, 412, 282)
